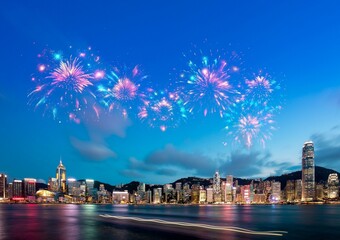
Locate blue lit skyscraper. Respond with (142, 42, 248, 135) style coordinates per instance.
(302, 141, 315, 202)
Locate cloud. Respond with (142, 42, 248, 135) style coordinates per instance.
(71, 138, 116, 161)
(311, 127, 340, 171)
(123, 145, 294, 180)
(120, 169, 145, 178)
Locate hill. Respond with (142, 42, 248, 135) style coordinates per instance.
(265, 166, 340, 189)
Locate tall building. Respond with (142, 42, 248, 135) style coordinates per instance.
(213, 171, 222, 203)
(0, 173, 7, 199)
(302, 141, 315, 201)
(48, 178, 58, 192)
(271, 181, 281, 203)
(56, 160, 66, 193)
(327, 173, 339, 199)
(12, 180, 23, 199)
(153, 188, 162, 204)
(225, 175, 233, 203)
(294, 179, 302, 201)
(85, 179, 95, 196)
(23, 178, 37, 197)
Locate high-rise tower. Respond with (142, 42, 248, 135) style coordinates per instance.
(0, 173, 7, 199)
(302, 141, 315, 201)
(56, 159, 66, 193)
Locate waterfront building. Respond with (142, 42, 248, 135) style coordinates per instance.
(85, 179, 95, 196)
(327, 173, 339, 199)
(241, 185, 251, 204)
(302, 141, 315, 201)
(146, 189, 152, 203)
(175, 182, 182, 191)
(285, 180, 295, 202)
(294, 179, 302, 201)
(316, 183, 325, 200)
(0, 173, 7, 200)
(253, 194, 266, 203)
(206, 188, 213, 203)
(12, 180, 23, 199)
(23, 178, 36, 199)
(225, 175, 233, 203)
(56, 160, 66, 193)
(48, 177, 58, 192)
(271, 182, 281, 203)
(199, 189, 206, 203)
(213, 171, 222, 203)
(153, 188, 162, 204)
(67, 178, 80, 196)
(112, 190, 129, 204)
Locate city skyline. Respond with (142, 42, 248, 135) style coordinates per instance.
(1, 1, 340, 184)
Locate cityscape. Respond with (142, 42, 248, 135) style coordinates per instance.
(1, 141, 339, 205)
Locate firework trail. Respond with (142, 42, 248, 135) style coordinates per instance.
(28, 48, 103, 123)
(178, 51, 241, 118)
(138, 91, 187, 131)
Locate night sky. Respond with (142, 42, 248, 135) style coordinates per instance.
(1, 0, 340, 185)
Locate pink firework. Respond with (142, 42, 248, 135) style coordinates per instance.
(48, 58, 93, 93)
(112, 78, 138, 101)
(138, 91, 187, 131)
(233, 112, 274, 148)
(180, 55, 240, 118)
(246, 76, 273, 94)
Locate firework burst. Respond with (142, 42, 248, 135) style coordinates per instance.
(138, 91, 187, 131)
(28, 48, 102, 123)
(178, 52, 241, 118)
(243, 73, 281, 110)
(98, 65, 152, 118)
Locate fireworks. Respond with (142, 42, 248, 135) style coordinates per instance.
(138, 91, 187, 131)
(98, 65, 151, 118)
(48, 58, 93, 93)
(28, 45, 284, 147)
(178, 52, 241, 118)
(231, 111, 275, 148)
(28, 48, 103, 123)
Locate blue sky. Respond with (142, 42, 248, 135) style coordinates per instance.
(1, 0, 340, 184)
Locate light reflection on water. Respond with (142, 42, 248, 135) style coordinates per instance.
(0, 204, 339, 240)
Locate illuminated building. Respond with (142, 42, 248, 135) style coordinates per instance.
(67, 178, 80, 196)
(36, 190, 55, 203)
(213, 171, 222, 203)
(56, 160, 66, 193)
(112, 190, 129, 204)
(153, 188, 162, 204)
(241, 185, 251, 204)
(225, 175, 233, 203)
(146, 189, 152, 203)
(48, 177, 58, 192)
(294, 179, 302, 201)
(23, 178, 36, 197)
(191, 184, 200, 204)
(302, 141, 315, 201)
(175, 182, 182, 191)
(285, 180, 295, 202)
(206, 188, 213, 203)
(271, 182, 281, 203)
(12, 180, 23, 199)
(199, 189, 207, 203)
(327, 173, 339, 199)
(316, 183, 325, 200)
(0, 173, 7, 200)
(85, 179, 95, 197)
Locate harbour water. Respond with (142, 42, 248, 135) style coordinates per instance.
(0, 204, 339, 240)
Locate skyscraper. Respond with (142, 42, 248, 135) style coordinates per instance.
(56, 160, 66, 193)
(23, 178, 37, 197)
(0, 173, 7, 200)
(302, 141, 315, 201)
(213, 171, 222, 202)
